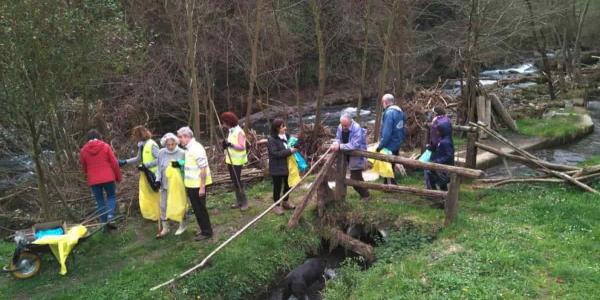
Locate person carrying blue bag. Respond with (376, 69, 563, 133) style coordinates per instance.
(424, 120, 454, 191)
(267, 118, 298, 215)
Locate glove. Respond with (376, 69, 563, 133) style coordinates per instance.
(376, 146, 383, 153)
(426, 144, 432, 151)
(118, 159, 126, 167)
(171, 161, 181, 168)
(222, 140, 232, 149)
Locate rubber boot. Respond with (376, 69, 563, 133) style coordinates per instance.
(175, 219, 187, 236)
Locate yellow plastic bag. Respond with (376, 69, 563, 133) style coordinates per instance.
(368, 146, 394, 178)
(165, 165, 188, 222)
(287, 155, 301, 187)
(139, 174, 160, 221)
(33, 225, 88, 275)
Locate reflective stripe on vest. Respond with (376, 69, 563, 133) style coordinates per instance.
(142, 140, 158, 173)
(184, 141, 213, 188)
(225, 126, 248, 165)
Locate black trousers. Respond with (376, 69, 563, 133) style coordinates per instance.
(228, 164, 248, 206)
(350, 170, 370, 198)
(384, 149, 400, 185)
(186, 187, 213, 236)
(272, 175, 290, 203)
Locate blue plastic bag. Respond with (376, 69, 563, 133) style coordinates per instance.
(288, 136, 309, 172)
(419, 149, 432, 162)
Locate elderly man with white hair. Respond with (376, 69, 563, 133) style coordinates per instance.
(329, 113, 370, 200)
(176, 126, 213, 241)
(376, 93, 406, 185)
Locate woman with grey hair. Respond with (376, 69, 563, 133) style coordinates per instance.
(154, 132, 188, 238)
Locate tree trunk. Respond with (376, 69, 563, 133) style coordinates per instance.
(185, 0, 201, 136)
(524, 0, 556, 100)
(374, 0, 397, 141)
(310, 0, 326, 132)
(572, 0, 591, 83)
(295, 70, 303, 126)
(356, 0, 370, 123)
(244, 0, 263, 131)
(27, 117, 51, 220)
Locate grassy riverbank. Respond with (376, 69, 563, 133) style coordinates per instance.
(325, 180, 600, 299)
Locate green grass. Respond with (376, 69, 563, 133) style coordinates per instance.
(517, 113, 583, 138)
(579, 154, 600, 167)
(0, 180, 320, 299)
(323, 181, 600, 300)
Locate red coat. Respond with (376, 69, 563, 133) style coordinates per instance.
(80, 139, 122, 186)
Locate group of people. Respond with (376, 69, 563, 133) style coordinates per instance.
(329, 93, 455, 197)
(78, 93, 455, 241)
(79, 112, 249, 241)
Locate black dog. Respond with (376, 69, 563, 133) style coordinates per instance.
(281, 258, 326, 300)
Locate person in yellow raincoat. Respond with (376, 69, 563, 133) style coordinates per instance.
(154, 133, 188, 238)
(266, 118, 298, 215)
(118, 126, 161, 224)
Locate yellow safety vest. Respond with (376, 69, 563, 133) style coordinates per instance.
(184, 139, 213, 188)
(142, 140, 158, 173)
(225, 126, 248, 165)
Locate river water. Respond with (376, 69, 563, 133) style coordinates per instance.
(486, 99, 600, 177)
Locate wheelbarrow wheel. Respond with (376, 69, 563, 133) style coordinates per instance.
(10, 251, 41, 279)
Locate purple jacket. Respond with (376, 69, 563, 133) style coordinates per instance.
(430, 115, 451, 151)
(336, 120, 367, 170)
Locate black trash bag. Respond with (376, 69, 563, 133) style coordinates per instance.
(139, 165, 161, 192)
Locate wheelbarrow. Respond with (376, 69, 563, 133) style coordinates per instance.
(2, 213, 121, 279)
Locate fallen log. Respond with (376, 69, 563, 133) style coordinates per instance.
(325, 227, 375, 262)
(345, 179, 446, 199)
(347, 150, 483, 179)
(488, 93, 518, 131)
(472, 122, 599, 195)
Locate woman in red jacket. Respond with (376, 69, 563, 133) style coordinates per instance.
(80, 129, 122, 225)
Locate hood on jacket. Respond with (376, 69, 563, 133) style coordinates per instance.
(437, 121, 452, 138)
(82, 139, 107, 156)
(386, 105, 402, 112)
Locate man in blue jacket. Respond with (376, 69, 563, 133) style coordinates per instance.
(376, 93, 406, 184)
(330, 114, 370, 200)
(425, 121, 454, 191)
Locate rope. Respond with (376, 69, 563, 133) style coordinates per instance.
(150, 147, 333, 291)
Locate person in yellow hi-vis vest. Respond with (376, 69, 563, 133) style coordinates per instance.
(220, 112, 249, 211)
(118, 126, 161, 224)
(154, 133, 187, 238)
(177, 126, 214, 241)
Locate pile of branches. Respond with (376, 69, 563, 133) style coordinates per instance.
(296, 123, 335, 164)
(473, 123, 600, 194)
(400, 88, 458, 149)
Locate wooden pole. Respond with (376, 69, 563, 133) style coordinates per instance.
(325, 227, 374, 262)
(488, 93, 518, 131)
(465, 131, 478, 168)
(475, 142, 580, 172)
(347, 150, 483, 178)
(288, 152, 338, 228)
(345, 179, 447, 199)
(444, 174, 460, 226)
(150, 148, 333, 292)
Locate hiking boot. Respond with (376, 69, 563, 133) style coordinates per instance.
(230, 203, 241, 209)
(272, 206, 284, 215)
(240, 204, 249, 211)
(194, 233, 212, 241)
(281, 201, 295, 210)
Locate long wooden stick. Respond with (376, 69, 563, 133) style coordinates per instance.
(150, 147, 333, 291)
(472, 123, 599, 194)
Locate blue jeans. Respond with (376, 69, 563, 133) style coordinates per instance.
(91, 182, 116, 222)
